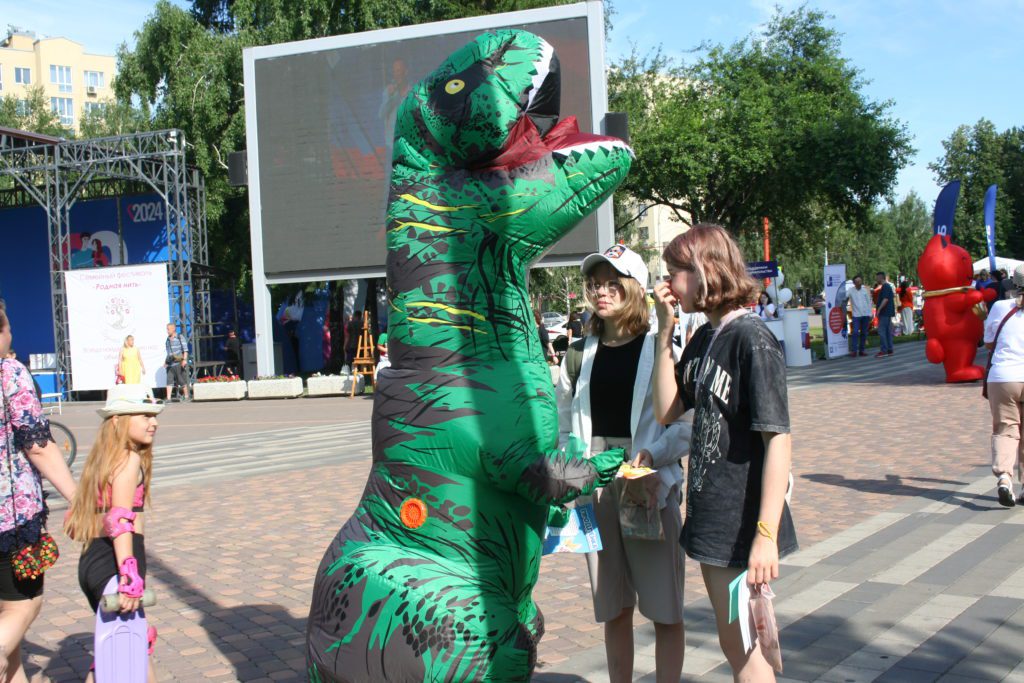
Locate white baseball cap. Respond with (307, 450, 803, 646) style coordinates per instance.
(1013, 264, 1024, 290)
(581, 244, 650, 289)
(97, 384, 164, 418)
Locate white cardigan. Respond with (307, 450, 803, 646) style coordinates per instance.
(556, 331, 691, 508)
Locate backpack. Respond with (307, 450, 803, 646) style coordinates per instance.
(563, 338, 585, 396)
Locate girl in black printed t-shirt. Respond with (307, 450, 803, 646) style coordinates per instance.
(651, 224, 797, 682)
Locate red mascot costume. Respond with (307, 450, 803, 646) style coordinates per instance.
(919, 234, 996, 382)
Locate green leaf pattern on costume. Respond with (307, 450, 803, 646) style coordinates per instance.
(307, 30, 631, 682)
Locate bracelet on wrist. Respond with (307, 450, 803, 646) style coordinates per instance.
(756, 521, 776, 543)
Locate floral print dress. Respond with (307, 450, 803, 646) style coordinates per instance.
(0, 360, 51, 553)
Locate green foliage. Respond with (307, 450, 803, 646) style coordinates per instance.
(529, 266, 583, 317)
(608, 6, 913, 243)
(0, 86, 66, 137)
(930, 119, 1024, 261)
(753, 192, 931, 302)
(78, 99, 154, 138)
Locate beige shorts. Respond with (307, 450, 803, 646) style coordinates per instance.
(584, 436, 685, 625)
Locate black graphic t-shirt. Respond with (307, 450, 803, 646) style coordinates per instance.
(674, 313, 798, 567)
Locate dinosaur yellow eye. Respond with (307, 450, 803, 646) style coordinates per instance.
(444, 79, 465, 95)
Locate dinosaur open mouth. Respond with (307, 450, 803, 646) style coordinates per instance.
(471, 115, 631, 172)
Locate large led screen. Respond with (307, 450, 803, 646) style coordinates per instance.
(249, 12, 604, 278)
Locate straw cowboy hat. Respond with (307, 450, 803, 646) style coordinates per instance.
(97, 384, 164, 418)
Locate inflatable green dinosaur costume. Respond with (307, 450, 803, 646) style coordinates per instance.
(307, 30, 633, 682)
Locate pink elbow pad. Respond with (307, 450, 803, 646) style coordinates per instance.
(103, 507, 136, 538)
(118, 557, 144, 598)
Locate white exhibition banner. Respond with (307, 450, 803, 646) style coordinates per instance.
(65, 263, 171, 391)
(823, 264, 848, 360)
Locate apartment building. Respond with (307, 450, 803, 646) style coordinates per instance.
(629, 201, 691, 285)
(0, 28, 116, 133)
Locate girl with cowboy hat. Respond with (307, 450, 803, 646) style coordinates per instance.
(65, 384, 163, 680)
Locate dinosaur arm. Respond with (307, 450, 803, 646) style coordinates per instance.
(481, 434, 623, 505)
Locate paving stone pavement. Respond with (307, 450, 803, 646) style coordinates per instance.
(20, 341, 1023, 681)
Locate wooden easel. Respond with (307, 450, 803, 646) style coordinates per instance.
(351, 315, 376, 397)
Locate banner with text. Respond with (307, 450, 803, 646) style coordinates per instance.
(65, 263, 170, 391)
(823, 263, 848, 360)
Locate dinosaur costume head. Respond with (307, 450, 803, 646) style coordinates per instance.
(309, 30, 632, 682)
(387, 30, 632, 368)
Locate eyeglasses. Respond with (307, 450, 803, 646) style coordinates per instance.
(586, 279, 624, 295)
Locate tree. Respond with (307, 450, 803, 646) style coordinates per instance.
(113, 0, 594, 288)
(78, 99, 154, 139)
(930, 119, 1024, 261)
(0, 86, 66, 137)
(744, 192, 931, 304)
(608, 6, 913, 246)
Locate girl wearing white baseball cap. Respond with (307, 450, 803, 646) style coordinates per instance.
(556, 244, 691, 682)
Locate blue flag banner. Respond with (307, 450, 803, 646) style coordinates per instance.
(984, 184, 998, 273)
(747, 260, 779, 278)
(932, 181, 961, 238)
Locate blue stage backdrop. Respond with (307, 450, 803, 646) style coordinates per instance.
(0, 194, 229, 369)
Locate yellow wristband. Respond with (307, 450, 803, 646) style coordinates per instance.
(756, 521, 776, 542)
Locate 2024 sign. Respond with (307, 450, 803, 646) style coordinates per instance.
(127, 201, 165, 223)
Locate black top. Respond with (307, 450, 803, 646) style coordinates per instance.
(675, 314, 797, 567)
(537, 324, 550, 348)
(225, 337, 241, 362)
(568, 320, 583, 338)
(876, 282, 895, 316)
(590, 334, 645, 438)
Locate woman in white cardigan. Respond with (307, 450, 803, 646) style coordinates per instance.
(556, 245, 695, 683)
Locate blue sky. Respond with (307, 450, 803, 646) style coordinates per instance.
(5, 0, 1022, 205)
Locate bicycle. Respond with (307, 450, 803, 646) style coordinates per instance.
(48, 419, 77, 470)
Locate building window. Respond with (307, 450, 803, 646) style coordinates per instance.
(50, 65, 72, 93)
(15, 67, 30, 85)
(15, 100, 29, 117)
(50, 97, 74, 126)
(84, 71, 104, 89)
(84, 101, 105, 116)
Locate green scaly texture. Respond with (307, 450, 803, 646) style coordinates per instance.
(307, 30, 632, 682)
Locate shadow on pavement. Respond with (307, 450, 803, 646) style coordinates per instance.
(23, 631, 93, 682)
(146, 554, 307, 680)
(802, 472, 959, 500)
(802, 473, 1007, 511)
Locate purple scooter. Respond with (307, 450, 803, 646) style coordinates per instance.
(95, 576, 156, 682)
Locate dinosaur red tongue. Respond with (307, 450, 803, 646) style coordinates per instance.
(471, 115, 622, 172)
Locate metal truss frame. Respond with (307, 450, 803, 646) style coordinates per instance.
(0, 129, 210, 395)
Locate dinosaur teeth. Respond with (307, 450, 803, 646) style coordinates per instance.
(551, 139, 634, 159)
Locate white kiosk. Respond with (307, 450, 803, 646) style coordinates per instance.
(749, 260, 811, 367)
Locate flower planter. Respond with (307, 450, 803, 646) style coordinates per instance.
(193, 380, 247, 401)
(246, 377, 304, 399)
(306, 374, 365, 397)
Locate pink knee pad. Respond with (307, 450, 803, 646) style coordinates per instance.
(118, 557, 145, 598)
(103, 507, 136, 538)
(147, 625, 157, 655)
